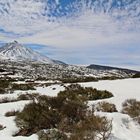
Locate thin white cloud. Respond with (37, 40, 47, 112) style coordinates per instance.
(0, 0, 140, 69)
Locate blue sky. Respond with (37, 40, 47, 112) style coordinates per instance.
(0, 0, 140, 70)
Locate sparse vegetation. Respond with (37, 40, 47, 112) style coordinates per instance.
(0, 79, 11, 94)
(14, 93, 112, 140)
(5, 110, 19, 117)
(17, 93, 39, 101)
(132, 73, 140, 78)
(0, 124, 5, 130)
(70, 115, 112, 140)
(122, 99, 140, 124)
(58, 84, 113, 100)
(11, 83, 35, 90)
(37, 129, 67, 140)
(61, 77, 98, 83)
(0, 97, 17, 104)
(0, 88, 6, 94)
(95, 101, 118, 112)
(0, 93, 39, 104)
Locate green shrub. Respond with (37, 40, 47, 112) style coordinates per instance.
(15, 99, 62, 135)
(61, 77, 98, 83)
(95, 102, 118, 112)
(0, 79, 11, 94)
(0, 80, 10, 89)
(132, 73, 140, 78)
(58, 84, 113, 101)
(11, 83, 35, 90)
(17, 93, 39, 101)
(17, 94, 31, 100)
(15, 94, 112, 139)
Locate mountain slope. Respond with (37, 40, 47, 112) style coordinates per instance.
(0, 41, 64, 64)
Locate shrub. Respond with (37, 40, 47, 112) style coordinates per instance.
(15, 94, 112, 139)
(95, 102, 118, 112)
(15, 99, 62, 135)
(122, 99, 140, 124)
(58, 84, 113, 101)
(15, 94, 87, 136)
(61, 77, 98, 83)
(11, 83, 35, 90)
(5, 110, 19, 117)
(0, 124, 5, 130)
(0, 88, 6, 94)
(0, 79, 11, 94)
(0, 97, 17, 104)
(0, 80, 10, 89)
(17, 93, 39, 101)
(37, 129, 67, 140)
(70, 115, 112, 140)
(17, 94, 31, 100)
(132, 73, 140, 78)
(122, 99, 140, 118)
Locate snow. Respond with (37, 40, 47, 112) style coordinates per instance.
(80, 78, 140, 111)
(34, 80, 61, 84)
(96, 112, 140, 140)
(0, 41, 56, 64)
(35, 84, 65, 96)
(0, 78, 140, 140)
(0, 100, 38, 140)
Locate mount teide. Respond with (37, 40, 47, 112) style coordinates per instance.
(0, 41, 64, 64)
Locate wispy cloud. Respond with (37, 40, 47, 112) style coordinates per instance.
(0, 0, 140, 70)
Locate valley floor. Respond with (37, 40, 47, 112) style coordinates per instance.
(0, 78, 140, 140)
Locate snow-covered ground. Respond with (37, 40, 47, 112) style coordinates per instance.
(0, 78, 140, 140)
(80, 78, 140, 111)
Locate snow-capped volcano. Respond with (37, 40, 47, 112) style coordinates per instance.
(0, 41, 59, 64)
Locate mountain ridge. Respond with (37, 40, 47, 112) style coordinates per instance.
(87, 64, 139, 73)
(0, 41, 65, 65)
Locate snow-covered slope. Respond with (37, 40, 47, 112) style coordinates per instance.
(0, 78, 140, 140)
(0, 41, 61, 64)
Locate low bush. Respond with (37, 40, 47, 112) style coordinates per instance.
(17, 93, 39, 101)
(122, 99, 140, 124)
(132, 73, 140, 78)
(15, 94, 112, 139)
(122, 99, 140, 118)
(37, 129, 67, 140)
(0, 88, 6, 94)
(17, 94, 31, 100)
(11, 83, 35, 90)
(0, 124, 5, 130)
(58, 84, 113, 101)
(0, 97, 17, 104)
(0, 80, 10, 89)
(15, 99, 62, 135)
(0, 93, 39, 104)
(70, 115, 112, 140)
(5, 110, 19, 117)
(95, 101, 118, 112)
(61, 77, 98, 83)
(0, 79, 11, 94)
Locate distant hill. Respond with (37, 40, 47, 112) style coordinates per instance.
(87, 64, 139, 73)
